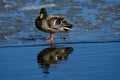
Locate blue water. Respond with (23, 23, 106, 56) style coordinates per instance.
(0, 42, 120, 80)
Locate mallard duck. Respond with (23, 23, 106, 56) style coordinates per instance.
(35, 8, 72, 42)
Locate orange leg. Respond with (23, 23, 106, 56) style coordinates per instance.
(45, 33, 53, 42)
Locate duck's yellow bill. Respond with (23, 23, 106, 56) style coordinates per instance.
(40, 13, 44, 19)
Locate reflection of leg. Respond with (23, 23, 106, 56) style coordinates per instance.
(41, 64, 50, 74)
(43, 68, 49, 74)
(50, 43, 54, 48)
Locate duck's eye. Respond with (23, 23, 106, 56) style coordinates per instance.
(55, 20, 61, 25)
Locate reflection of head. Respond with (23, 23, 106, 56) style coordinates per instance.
(37, 47, 73, 68)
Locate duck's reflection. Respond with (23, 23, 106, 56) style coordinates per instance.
(37, 43, 73, 74)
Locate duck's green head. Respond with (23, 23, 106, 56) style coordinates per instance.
(39, 8, 48, 19)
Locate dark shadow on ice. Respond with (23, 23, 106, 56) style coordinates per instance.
(37, 43, 73, 74)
